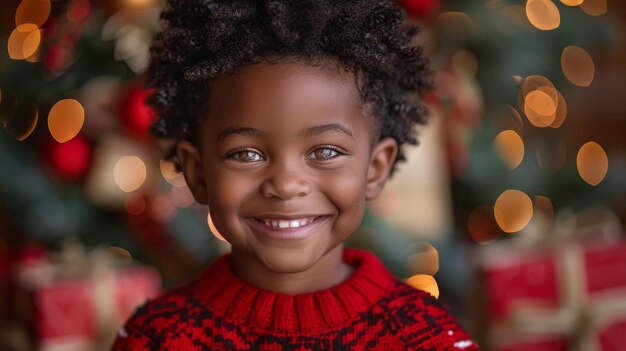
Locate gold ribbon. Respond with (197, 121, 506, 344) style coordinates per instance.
(489, 207, 626, 350)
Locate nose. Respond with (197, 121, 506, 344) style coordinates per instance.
(260, 162, 312, 200)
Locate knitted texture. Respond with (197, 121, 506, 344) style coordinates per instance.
(112, 249, 479, 350)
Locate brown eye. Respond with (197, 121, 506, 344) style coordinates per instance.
(229, 150, 263, 162)
(308, 147, 342, 160)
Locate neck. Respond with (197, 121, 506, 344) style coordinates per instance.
(230, 245, 354, 295)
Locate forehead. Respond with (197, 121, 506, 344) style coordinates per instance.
(203, 60, 373, 135)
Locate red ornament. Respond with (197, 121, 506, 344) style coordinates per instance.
(47, 136, 91, 180)
(121, 86, 156, 138)
(398, 0, 439, 18)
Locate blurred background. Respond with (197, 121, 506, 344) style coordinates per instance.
(0, 0, 625, 350)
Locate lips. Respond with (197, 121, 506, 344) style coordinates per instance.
(246, 215, 331, 240)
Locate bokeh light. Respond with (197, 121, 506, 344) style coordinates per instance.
(524, 88, 557, 127)
(559, 0, 583, 6)
(580, 0, 607, 16)
(494, 189, 534, 233)
(406, 242, 439, 276)
(549, 90, 567, 128)
(577, 141, 608, 186)
(494, 130, 524, 169)
(4, 100, 38, 141)
(7, 23, 42, 60)
(436, 12, 475, 39)
(170, 186, 194, 208)
(207, 212, 226, 241)
(107, 246, 132, 259)
(159, 159, 186, 187)
(562, 46, 595, 87)
(150, 194, 176, 223)
(67, 0, 92, 22)
(536, 141, 567, 172)
(15, 0, 51, 27)
(468, 205, 501, 245)
(48, 99, 85, 143)
(452, 50, 478, 76)
(113, 156, 147, 192)
(404, 274, 440, 299)
(526, 0, 560, 30)
(124, 194, 146, 215)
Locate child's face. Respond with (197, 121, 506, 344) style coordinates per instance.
(177, 58, 397, 273)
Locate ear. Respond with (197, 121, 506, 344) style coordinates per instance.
(176, 140, 209, 205)
(365, 137, 398, 200)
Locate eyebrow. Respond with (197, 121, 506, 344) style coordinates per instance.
(301, 123, 354, 140)
(216, 127, 266, 143)
(215, 123, 354, 143)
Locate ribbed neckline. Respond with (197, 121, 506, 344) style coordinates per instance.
(193, 248, 396, 334)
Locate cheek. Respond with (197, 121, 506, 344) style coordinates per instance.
(324, 166, 368, 221)
(206, 167, 257, 228)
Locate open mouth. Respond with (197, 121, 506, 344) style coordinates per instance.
(253, 216, 323, 229)
(247, 215, 331, 240)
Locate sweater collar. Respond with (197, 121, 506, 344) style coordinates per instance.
(193, 248, 396, 333)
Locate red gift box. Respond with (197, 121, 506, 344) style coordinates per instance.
(6, 257, 160, 349)
(480, 239, 626, 351)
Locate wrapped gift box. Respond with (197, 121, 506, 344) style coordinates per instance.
(479, 239, 626, 351)
(2, 246, 161, 351)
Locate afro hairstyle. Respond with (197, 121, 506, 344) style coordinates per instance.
(147, 0, 433, 175)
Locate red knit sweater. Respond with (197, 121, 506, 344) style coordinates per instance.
(112, 249, 478, 350)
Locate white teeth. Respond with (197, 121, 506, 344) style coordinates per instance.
(261, 217, 317, 229)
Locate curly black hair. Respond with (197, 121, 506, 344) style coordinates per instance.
(147, 0, 433, 175)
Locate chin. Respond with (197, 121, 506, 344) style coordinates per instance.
(259, 249, 321, 273)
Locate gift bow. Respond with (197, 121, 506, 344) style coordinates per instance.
(491, 207, 626, 351)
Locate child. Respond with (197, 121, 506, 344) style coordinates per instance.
(113, 0, 478, 350)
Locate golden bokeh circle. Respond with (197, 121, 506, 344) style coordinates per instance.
(524, 89, 557, 127)
(48, 99, 85, 143)
(562, 46, 595, 87)
(549, 90, 568, 128)
(207, 212, 226, 241)
(494, 189, 534, 233)
(8, 24, 41, 60)
(526, 0, 561, 30)
(15, 0, 51, 27)
(577, 142, 608, 186)
(404, 274, 440, 299)
(580, 0, 607, 16)
(494, 130, 525, 169)
(159, 159, 187, 187)
(407, 242, 439, 276)
(559, 0, 583, 6)
(113, 156, 147, 192)
(468, 205, 501, 245)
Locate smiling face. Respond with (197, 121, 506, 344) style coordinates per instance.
(176, 58, 397, 282)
